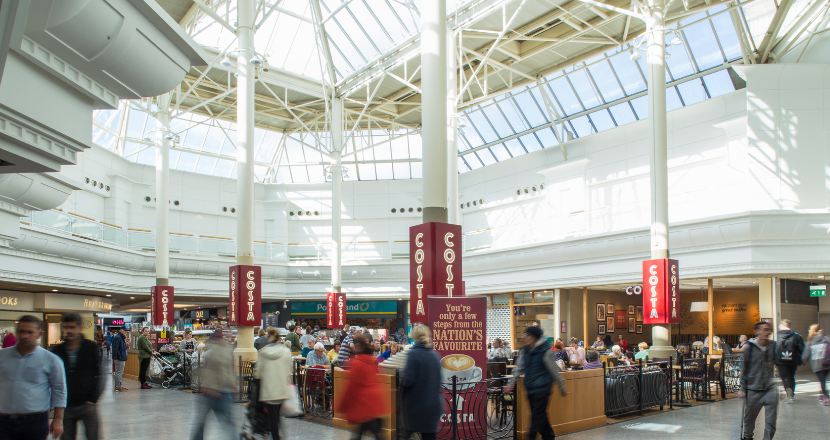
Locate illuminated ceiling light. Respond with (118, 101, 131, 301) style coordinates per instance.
(629, 50, 641, 61)
(671, 36, 683, 46)
(106, 294, 112, 297)
(819, 275, 825, 278)
(130, 297, 135, 299)
(52, 289, 58, 292)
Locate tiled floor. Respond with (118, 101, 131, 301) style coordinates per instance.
(80, 359, 828, 439)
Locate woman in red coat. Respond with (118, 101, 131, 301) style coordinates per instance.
(336, 333, 388, 439)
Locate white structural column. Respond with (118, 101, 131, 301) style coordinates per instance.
(154, 93, 171, 287)
(421, 0, 448, 223)
(645, 0, 673, 358)
(447, 29, 459, 225)
(331, 97, 343, 295)
(235, 0, 256, 361)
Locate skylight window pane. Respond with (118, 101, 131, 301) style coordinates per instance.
(466, 154, 483, 170)
(490, 145, 511, 161)
(534, 128, 558, 149)
(357, 163, 376, 180)
(567, 69, 601, 110)
(373, 141, 392, 160)
(324, 22, 364, 71)
(498, 99, 529, 131)
(608, 51, 647, 95)
(370, 1, 410, 42)
(275, 167, 291, 183)
(511, 92, 547, 127)
(665, 34, 696, 79)
(702, 69, 736, 98)
(169, 150, 180, 168)
(667, 87, 683, 111)
(220, 137, 236, 157)
(94, 131, 117, 151)
(195, 156, 218, 175)
(570, 116, 593, 137)
(547, 78, 582, 116)
(676, 79, 708, 106)
(125, 109, 149, 139)
(214, 158, 234, 178)
(230, 164, 238, 180)
(458, 157, 470, 173)
(393, 162, 411, 179)
(408, 134, 422, 158)
(481, 105, 512, 137)
(308, 165, 326, 183)
(710, 13, 742, 61)
(504, 139, 526, 157)
(587, 60, 625, 102)
(683, 20, 724, 70)
(182, 124, 209, 150)
(328, 11, 376, 63)
(477, 150, 497, 166)
(176, 152, 198, 172)
(124, 141, 142, 156)
(203, 127, 225, 154)
(630, 96, 649, 119)
(286, 138, 305, 162)
(609, 103, 638, 125)
(589, 110, 616, 132)
(290, 166, 309, 183)
(347, 1, 392, 50)
(94, 109, 122, 132)
(391, 134, 409, 159)
(389, 0, 418, 33)
(410, 161, 423, 179)
(466, 111, 498, 143)
(529, 87, 563, 120)
(519, 133, 543, 152)
(376, 163, 394, 180)
(136, 147, 155, 166)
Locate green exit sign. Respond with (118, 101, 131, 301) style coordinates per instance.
(810, 285, 826, 297)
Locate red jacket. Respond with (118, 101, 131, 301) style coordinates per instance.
(618, 339, 629, 352)
(335, 353, 388, 424)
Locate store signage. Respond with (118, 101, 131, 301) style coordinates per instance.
(292, 300, 396, 315)
(410, 222, 463, 324)
(229, 265, 261, 326)
(810, 285, 826, 297)
(1, 296, 19, 306)
(429, 296, 486, 437)
(625, 286, 643, 295)
(193, 310, 205, 319)
(326, 292, 347, 328)
(83, 298, 113, 311)
(104, 318, 125, 326)
(642, 259, 680, 324)
(150, 286, 174, 326)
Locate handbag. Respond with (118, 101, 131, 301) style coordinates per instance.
(280, 384, 304, 418)
(822, 337, 830, 367)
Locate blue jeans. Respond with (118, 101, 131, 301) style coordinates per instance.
(190, 392, 232, 440)
(0, 412, 49, 440)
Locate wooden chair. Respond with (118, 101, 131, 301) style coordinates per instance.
(486, 362, 507, 379)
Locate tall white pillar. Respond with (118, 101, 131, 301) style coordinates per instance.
(554, 289, 562, 340)
(421, 0, 448, 223)
(331, 98, 343, 296)
(235, 0, 256, 361)
(154, 93, 171, 287)
(645, 0, 673, 358)
(447, 28, 459, 225)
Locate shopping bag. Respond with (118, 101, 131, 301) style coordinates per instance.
(280, 384, 304, 418)
(149, 359, 162, 378)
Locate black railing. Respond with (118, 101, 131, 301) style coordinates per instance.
(603, 359, 670, 417)
(396, 374, 515, 440)
(234, 356, 254, 402)
(294, 363, 335, 418)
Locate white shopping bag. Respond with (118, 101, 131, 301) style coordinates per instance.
(280, 384, 304, 417)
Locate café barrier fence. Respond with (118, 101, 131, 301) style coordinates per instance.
(603, 359, 671, 417)
(293, 360, 335, 419)
(395, 373, 516, 440)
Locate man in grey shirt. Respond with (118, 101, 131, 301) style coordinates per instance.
(0, 315, 67, 439)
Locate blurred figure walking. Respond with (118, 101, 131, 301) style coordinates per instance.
(802, 324, 830, 405)
(400, 326, 441, 440)
(254, 329, 292, 440)
(337, 333, 387, 439)
(0, 315, 67, 440)
(775, 319, 805, 403)
(739, 321, 778, 440)
(505, 326, 567, 440)
(191, 331, 236, 440)
(52, 313, 104, 440)
(111, 327, 128, 392)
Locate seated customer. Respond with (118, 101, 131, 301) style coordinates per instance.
(327, 340, 342, 364)
(583, 351, 603, 370)
(372, 340, 383, 358)
(590, 336, 605, 350)
(634, 342, 649, 361)
(377, 341, 399, 362)
(488, 338, 512, 361)
(611, 344, 623, 360)
(306, 342, 331, 367)
(623, 351, 636, 366)
(734, 334, 748, 352)
(301, 338, 314, 358)
(551, 341, 570, 364)
(567, 338, 585, 365)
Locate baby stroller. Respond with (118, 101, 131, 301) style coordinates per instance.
(150, 353, 185, 389)
(240, 378, 271, 440)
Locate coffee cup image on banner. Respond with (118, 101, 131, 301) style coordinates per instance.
(440, 354, 482, 389)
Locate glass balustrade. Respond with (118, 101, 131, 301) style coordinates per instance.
(102, 225, 127, 247)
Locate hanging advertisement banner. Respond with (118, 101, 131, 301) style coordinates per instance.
(229, 265, 261, 326)
(326, 292, 348, 328)
(642, 259, 680, 324)
(410, 222, 463, 324)
(150, 286, 174, 326)
(429, 296, 487, 438)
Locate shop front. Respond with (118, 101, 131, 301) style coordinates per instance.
(290, 299, 399, 340)
(0, 291, 43, 346)
(34, 292, 113, 345)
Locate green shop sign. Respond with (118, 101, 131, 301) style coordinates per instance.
(810, 285, 826, 297)
(291, 300, 397, 315)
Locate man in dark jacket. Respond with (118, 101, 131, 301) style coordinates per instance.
(400, 325, 441, 440)
(52, 313, 104, 440)
(740, 321, 778, 440)
(775, 319, 805, 403)
(111, 327, 128, 391)
(506, 326, 567, 440)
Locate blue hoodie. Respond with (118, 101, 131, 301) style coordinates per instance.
(112, 332, 128, 361)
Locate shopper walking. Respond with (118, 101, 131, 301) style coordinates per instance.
(137, 327, 158, 389)
(0, 315, 67, 440)
(801, 324, 830, 405)
(337, 333, 387, 439)
(339, 324, 351, 342)
(254, 328, 269, 351)
(253, 329, 292, 440)
(51, 313, 104, 440)
(285, 325, 300, 353)
(103, 330, 112, 359)
(191, 331, 236, 440)
(400, 325, 441, 440)
(774, 319, 805, 403)
(111, 326, 128, 392)
(739, 321, 778, 440)
(505, 326, 567, 440)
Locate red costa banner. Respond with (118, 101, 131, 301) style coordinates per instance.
(150, 286, 174, 326)
(326, 292, 347, 328)
(229, 265, 261, 326)
(429, 296, 487, 438)
(642, 259, 679, 324)
(410, 222, 463, 324)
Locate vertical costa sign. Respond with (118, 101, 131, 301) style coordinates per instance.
(410, 222, 463, 324)
(150, 286, 174, 326)
(326, 292, 347, 328)
(229, 265, 261, 326)
(642, 259, 679, 324)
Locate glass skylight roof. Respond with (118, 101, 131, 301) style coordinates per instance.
(91, 0, 799, 182)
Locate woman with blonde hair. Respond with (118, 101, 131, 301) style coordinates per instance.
(634, 342, 649, 361)
(802, 324, 830, 405)
(400, 325, 441, 439)
(254, 327, 292, 439)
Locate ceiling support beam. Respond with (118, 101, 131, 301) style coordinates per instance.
(757, 0, 793, 63)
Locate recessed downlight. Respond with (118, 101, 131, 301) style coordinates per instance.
(52, 289, 58, 292)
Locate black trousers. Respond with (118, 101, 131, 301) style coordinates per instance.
(528, 391, 555, 440)
(352, 418, 382, 440)
(139, 357, 151, 384)
(777, 364, 797, 393)
(0, 412, 49, 440)
(817, 370, 829, 399)
(263, 403, 282, 440)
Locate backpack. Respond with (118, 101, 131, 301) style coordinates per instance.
(823, 337, 830, 367)
(778, 333, 797, 364)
